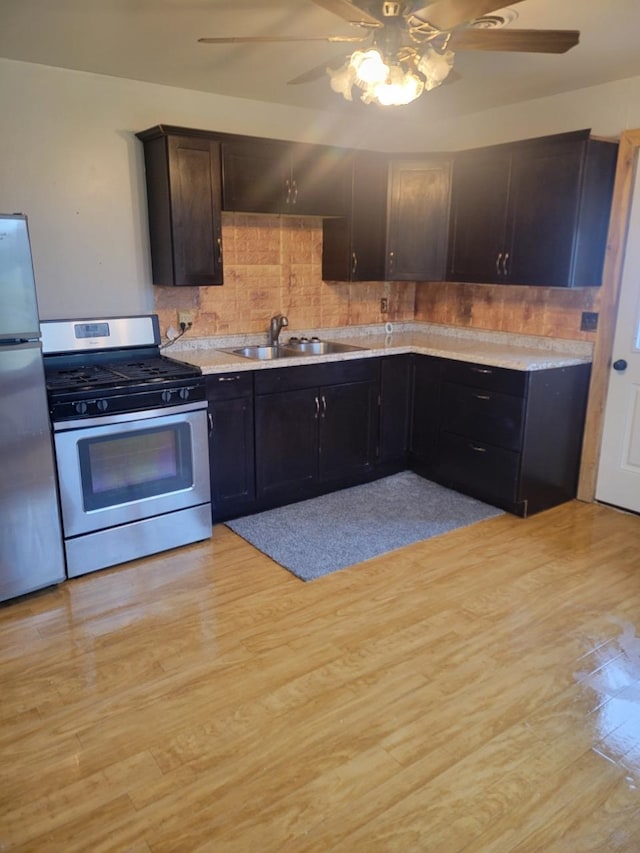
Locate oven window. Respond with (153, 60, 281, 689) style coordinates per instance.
(78, 423, 193, 511)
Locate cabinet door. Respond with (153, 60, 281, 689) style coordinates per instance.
(208, 395, 255, 521)
(379, 355, 411, 466)
(387, 158, 451, 281)
(410, 354, 443, 472)
(166, 136, 223, 286)
(322, 150, 388, 281)
(289, 143, 351, 217)
(319, 380, 377, 483)
(255, 388, 319, 502)
(505, 139, 584, 287)
(221, 139, 290, 213)
(141, 134, 223, 286)
(447, 150, 511, 284)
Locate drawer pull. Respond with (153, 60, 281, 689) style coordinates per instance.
(474, 393, 491, 401)
(314, 395, 320, 419)
(218, 376, 240, 382)
(471, 367, 493, 374)
(469, 444, 487, 453)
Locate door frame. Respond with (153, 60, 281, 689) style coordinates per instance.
(578, 129, 640, 500)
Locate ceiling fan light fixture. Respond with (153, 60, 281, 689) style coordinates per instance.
(328, 60, 357, 100)
(349, 48, 389, 85)
(417, 46, 455, 91)
(372, 64, 424, 105)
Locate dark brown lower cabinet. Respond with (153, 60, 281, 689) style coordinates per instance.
(206, 373, 255, 522)
(432, 359, 592, 516)
(409, 354, 444, 476)
(206, 353, 590, 523)
(378, 355, 412, 471)
(254, 360, 379, 508)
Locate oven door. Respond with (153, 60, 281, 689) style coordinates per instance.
(53, 402, 210, 538)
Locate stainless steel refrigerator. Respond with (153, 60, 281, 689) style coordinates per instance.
(0, 214, 65, 601)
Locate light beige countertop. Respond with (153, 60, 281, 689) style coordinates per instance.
(168, 322, 593, 375)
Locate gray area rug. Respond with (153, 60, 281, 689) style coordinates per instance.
(226, 472, 504, 581)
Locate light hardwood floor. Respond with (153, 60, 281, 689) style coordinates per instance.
(2, 500, 640, 851)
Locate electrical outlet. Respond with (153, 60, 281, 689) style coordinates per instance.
(178, 311, 194, 329)
(380, 297, 388, 314)
(580, 311, 598, 332)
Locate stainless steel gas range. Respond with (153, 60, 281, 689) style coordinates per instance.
(41, 315, 211, 578)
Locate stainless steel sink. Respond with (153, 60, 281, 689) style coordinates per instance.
(284, 340, 366, 355)
(221, 340, 366, 361)
(223, 345, 284, 360)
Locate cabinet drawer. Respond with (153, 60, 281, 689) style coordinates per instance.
(206, 372, 253, 401)
(437, 431, 520, 505)
(255, 358, 378, 395)
(441, 382, 525, 451)
(443, 360, 527, 396)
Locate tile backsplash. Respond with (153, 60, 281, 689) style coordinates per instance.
(154, 213, 600, 343)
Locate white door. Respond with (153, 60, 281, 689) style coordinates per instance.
(596, 161, 640, 513)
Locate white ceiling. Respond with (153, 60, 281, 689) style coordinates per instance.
(2, 0, 640, 121)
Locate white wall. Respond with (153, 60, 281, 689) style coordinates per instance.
(2, 56, 640, 319)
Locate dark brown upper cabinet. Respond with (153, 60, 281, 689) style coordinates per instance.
(386, 157, 452, 282)
(137, 128, 223, 287)
(322, 150, 388, 282)
(447, 129, 618, 288)
(221, 138, 351, 217)
(322, 153, 451, 283)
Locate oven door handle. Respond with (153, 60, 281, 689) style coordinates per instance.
(53, 399, 208, 431)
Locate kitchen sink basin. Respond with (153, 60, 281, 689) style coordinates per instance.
(225, 345, 284, 360)
(284, 340, 365, 355)
(221, 340, 367, 361)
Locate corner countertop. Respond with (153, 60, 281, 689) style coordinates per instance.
(167, 322, 593, 375)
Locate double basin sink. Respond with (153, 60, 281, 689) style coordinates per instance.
(222, 339, 366, 361)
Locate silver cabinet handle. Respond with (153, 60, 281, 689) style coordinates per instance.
(469, 444, 487, 453)
(321, 394, 327, 418)
(473, 393, 491, 400)
(216, 236, 222, 265)
(218, 375, 240, 382)
(502, 252, 509, 277)
(208, 412, 213, 436)
(388, 250, 394, 274)
(285, 178, 291, 205)
(471, 366, 492, 374)
(496, 252, 503, 276)
(314, 395, 320, 418)
(351, 252, 358, 276)
(292, 179, 298, 205)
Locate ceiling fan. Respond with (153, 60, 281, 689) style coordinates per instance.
(198, 0, 580, 107)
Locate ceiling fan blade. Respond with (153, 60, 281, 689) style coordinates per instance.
(311, 0, 384, 26)
(198, 35, 367, 44)
(411, 0, 525, 31)
(287, 54, 352, 85)
(448, 28, 580, 54)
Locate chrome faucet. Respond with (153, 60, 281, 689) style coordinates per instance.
(269, 313, 289, 346)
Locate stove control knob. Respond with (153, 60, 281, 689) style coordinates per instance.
(96, 399, 108, 412)
(178, 388, 190, 400)
(161, 390, 172, 403)
(74, 401, 88, 415)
